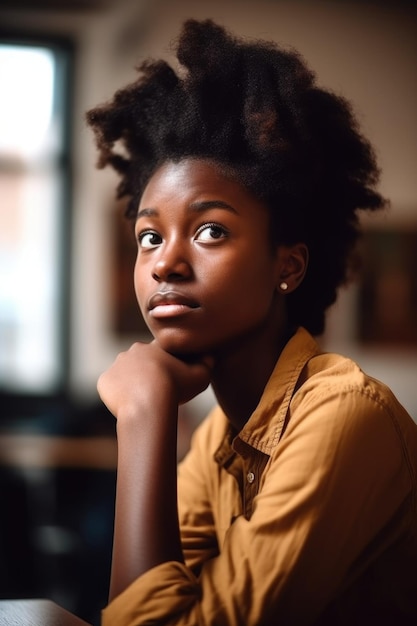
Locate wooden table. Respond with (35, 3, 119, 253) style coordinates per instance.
(0, 599, 92, 625)
(0, 434, 117, 469)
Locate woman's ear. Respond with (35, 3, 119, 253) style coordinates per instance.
(276, 243, 309, 293)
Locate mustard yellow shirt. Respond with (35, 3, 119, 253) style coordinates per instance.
(102, 327, 417, 625)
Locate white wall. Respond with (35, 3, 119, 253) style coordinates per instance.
(1, 0, 416, 417)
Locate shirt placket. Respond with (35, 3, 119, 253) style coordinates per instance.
(234, 439, 270, 520)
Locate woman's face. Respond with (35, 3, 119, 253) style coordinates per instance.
(134, 158, 289, 357)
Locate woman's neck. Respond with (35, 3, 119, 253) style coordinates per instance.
(210, 323, 294, 432)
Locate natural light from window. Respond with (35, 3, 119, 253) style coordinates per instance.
(0, 44, 65, 393)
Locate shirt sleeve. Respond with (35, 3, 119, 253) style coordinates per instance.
(102, 380, 416, 625)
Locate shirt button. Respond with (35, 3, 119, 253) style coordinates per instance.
(247, 471, 255, 484)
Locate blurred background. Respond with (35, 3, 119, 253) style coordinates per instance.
(0, 0, 416, 623)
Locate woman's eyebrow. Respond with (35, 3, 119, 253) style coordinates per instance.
(136, 207, 157, 222)
(189, 200, 238, 214)
(136, 200, 237, 222)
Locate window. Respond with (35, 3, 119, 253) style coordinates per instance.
(0, 39, 72, 395)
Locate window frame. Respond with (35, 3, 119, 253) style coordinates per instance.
(0, 30, 74, 420)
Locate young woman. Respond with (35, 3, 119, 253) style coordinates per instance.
(87, 19, 417, 625)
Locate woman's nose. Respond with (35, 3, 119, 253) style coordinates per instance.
(151, 244, 193, 282)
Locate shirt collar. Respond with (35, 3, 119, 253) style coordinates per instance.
(214, 327, 321, 464)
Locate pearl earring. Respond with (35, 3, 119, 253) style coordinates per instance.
(279, 281, 288, 291)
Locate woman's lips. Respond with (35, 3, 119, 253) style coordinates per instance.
(148, 290, 199, 319)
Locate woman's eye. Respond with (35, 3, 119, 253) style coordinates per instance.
(195, 223, 228, 243)
(137, 231, 162, 249)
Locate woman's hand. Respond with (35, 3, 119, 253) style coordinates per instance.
(97, 340, 213, 421)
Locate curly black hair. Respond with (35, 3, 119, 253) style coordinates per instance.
(86, 18, 387, 335)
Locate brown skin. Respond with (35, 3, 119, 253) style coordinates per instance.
(97, 158, 308, 600)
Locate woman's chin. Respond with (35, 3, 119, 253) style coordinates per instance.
(154, 334, 209, 361)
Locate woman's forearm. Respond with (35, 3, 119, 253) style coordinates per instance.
(109, 396, 184, 601)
